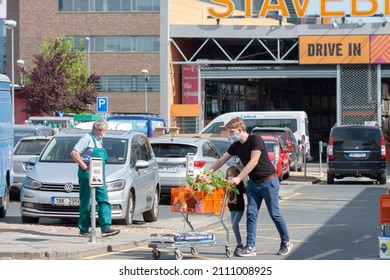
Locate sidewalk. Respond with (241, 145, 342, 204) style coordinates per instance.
(0, 171, 323, 260)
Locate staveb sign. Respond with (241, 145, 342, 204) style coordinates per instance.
(89, 157, 104, 187)
(207, 0, 390, 19)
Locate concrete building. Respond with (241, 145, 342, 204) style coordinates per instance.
(6, 0, 161, 120)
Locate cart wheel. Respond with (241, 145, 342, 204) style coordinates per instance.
(191, 247, 199, 255)
(174, 250, 183, 260)
(152, 249, 161, 260)
(226, 248, 234, 258)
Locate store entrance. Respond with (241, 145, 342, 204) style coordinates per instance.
(204, 77, 337, 160)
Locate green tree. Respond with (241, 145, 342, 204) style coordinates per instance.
(18, 35, 99, 115)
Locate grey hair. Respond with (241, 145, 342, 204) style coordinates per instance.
(92, 120, 108, 131)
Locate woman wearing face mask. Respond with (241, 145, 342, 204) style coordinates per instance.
(71, 120, 120, 238)
(209, 117, 293, 257)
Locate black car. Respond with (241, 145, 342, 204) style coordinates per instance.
(251, 127, 303, 171)
(326, 125, 387, 184)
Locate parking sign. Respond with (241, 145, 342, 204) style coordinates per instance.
(97, 97, 108, 113)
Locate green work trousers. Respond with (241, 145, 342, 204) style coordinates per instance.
(78, 167, 112, 233)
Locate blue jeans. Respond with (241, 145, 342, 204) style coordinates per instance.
(245, 177, 289, 248)
(230, 211, 244, 244)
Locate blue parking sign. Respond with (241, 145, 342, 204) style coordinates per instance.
(97, 97, 108, 113)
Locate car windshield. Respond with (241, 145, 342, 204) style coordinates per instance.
(333, 128, 381, 148)
(14, 139, 50, 156)
(244, 119, 298, 134)
(14, 131, 35, 146)
(210, 140, 230, 155)
(264, 140, 277, 153)
(40, 137, 128, 164)
(151, 143, 197, 158)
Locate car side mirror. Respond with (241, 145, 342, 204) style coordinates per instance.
(134, 160, 150, 170)
(26, 156, 39, 170)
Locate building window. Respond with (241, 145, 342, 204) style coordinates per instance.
(58, 0, 160, 12)
(98, 76, 160, 93)
(73, 36, 159, 53)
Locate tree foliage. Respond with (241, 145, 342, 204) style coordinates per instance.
(18, 35, 99, 115)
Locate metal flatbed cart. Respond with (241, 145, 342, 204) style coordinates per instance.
(148, 191, 233, 260)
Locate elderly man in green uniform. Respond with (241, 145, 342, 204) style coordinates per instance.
(71, 120, 120, 237)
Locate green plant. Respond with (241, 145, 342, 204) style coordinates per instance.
(186, 170, 239, 194)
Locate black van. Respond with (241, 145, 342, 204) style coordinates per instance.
(326, 125, 386, 184)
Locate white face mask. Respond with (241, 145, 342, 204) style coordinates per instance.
(228, 134, 240, 143)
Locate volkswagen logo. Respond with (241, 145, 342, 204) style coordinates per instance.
(64, 182, 74, 193)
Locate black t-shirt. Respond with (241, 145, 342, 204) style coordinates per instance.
(227, 134, 276, 181)
(228, 181, 245, 212)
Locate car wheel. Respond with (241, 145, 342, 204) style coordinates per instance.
(327, 173, 334, 184)
(379, 172, 387, 184)
(0, 181, 9, 218)
(21, 216, 39, 223)
(122, 191, 135, 225)
(143, 188, 159, 222)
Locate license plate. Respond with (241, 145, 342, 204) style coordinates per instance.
(158, 165, 178, 172)
(51, 197, 80, 206)
(349, 153, 366, 158)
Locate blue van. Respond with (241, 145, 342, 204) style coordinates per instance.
(107, 115, 166, 138)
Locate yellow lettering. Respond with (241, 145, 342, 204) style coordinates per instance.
(208, 0, 234, 18)
(293, 0, 310, 17)
(245, 0, 252, 17)
(321, 0, 345, 17)
(351, 0, 377, 16)
(385, 0, 390, 16)
(260, 0, 289, 17)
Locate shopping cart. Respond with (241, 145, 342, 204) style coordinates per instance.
(148, 187, 233, 260)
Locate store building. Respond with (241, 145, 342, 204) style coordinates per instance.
(160, 0, 390, 156)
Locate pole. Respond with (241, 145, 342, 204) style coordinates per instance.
(86, 37, 90, 78)
(144, 77, 148, 113)
(89, 188, 97, 243)
(11, 28, 15, 125)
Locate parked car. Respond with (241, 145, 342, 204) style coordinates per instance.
(106, 115, 167, 138)
(11, 136, 52, 198)
(261, 135, 291, 181)
(326, 124, 386, 184)
(252, 126, 303, 171)
(208, 137, 242, 167)
(14, 124, 54, 147)
(150, 136, 228, 195)
(20, 129, 161, 225)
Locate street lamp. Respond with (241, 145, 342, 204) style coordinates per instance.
(5, 19, 17, 125)
(17, 59, 24, 86)
(85, 37, 90, 78)
(85, 37, 91, 112)
(141, 69, 149, 113)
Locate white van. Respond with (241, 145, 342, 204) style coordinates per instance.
(200, 111, 311, 157)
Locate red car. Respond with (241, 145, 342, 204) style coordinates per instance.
(261, 135, 291, 181)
